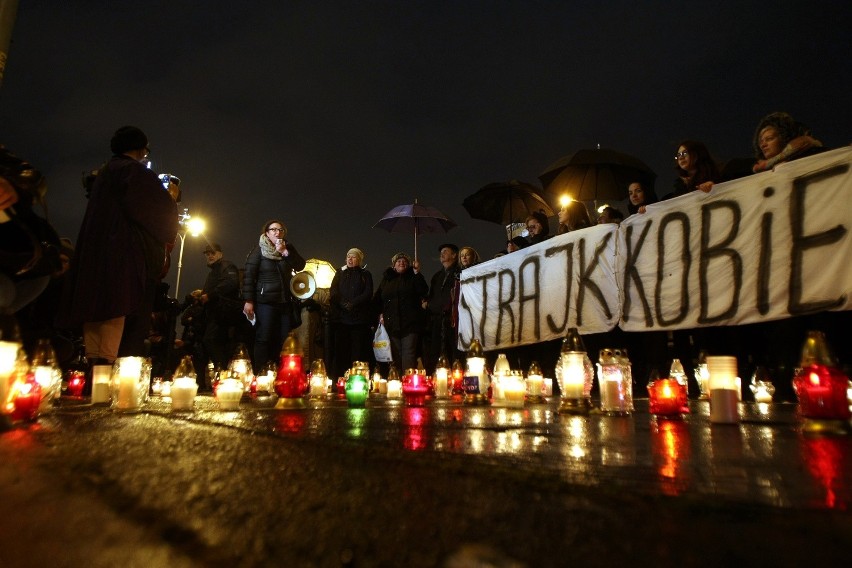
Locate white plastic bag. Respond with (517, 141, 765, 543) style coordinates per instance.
(372, 323, 392, 362)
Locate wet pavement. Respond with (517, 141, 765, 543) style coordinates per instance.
(1, 393, 850, 567)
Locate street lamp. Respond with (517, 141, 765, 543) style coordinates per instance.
(174, 208, 206, 300)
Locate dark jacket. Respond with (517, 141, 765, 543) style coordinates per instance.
(203, 258, 240, 301)
(242, 243, 306, 305)
(427, 264, 461, 317)
(61, 154, 178, 325)
(329, 266, 374, 325)
(374, 266, 428, 336)
(203, 258, 240, 322)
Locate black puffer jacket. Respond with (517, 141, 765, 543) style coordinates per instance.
(373, 266, 428, 336)
(242, 243, 306, 305)
(329, 266, 374, 325)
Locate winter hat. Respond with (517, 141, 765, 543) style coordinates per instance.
(110, 126, 148, 155)
(391, 252, 411, 265)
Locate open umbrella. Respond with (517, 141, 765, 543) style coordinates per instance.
(463, 180, 554, 228)
(539, 147, 656, 202)
(373, 199, 456, 261)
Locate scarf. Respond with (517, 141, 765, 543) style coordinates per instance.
(258, 234, 283, 260)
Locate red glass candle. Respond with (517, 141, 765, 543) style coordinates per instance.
(648, 378, 688, 417)
(275, 354, 306, 398)
(402, 373, 429, 407)
(12, 376, 41, 422)
(793, 364, 851, 421)
(451, 362, 465, 395)
(67, 371, 86, 397)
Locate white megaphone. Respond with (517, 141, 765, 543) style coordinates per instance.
(290, 270, 317, 300)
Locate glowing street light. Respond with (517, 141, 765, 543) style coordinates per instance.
(174, 208, 206, 299)
(559, 194, 573, 209)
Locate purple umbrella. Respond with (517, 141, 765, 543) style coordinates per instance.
(373, 199, 456, 261)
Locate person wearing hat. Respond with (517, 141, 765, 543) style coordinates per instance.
(199, 242, 241, 381)
(424, 243, 461, 373)
(60, 126, 178, 366)
(329, 247, 374, 379)
(372, 251, 428, 372)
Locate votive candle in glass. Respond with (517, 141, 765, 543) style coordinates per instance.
(706, 355, 740, 424)
(434, 367, 449, 398)
(402, 373, 429, 407)
(215, 378, 243, 410)
(170, 377, 198, 410)
(386, 379, 402, 399)
(502, 375, 526, 408)
(91, 365, 112, 404)
(648, 378, 688, 417)
(345, 374, 369, 407)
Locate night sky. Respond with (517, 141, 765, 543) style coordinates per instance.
(2, 1, 850, 297)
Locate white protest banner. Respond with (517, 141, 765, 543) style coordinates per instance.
(458, 146, 852, 349)
(457, 223, 620, 351)
(620, 146, 852, 331)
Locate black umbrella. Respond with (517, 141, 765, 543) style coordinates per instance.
(463, 180, 554, 227)
(539, 147, 656, 202)
(373, 199, 456, 261)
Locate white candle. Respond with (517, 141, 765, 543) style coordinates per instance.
(171, 377, 197, 410)
(710, 389, 740, 423)
(526, 375, 543, 398)
(503, 376, 526, 407)
(561, 353, 585, 399)
(216, 378, 243, 410)
(601, 379, 624, 411)
(387, 379, 402, 399)
(753, 385, 773, 403)
(116, 376, 139, 409)
(309, 375, 327, 396)
(256, 372, 274, 393)
(543, 378, 553, 397)
(0, 341, 19, 412)
(91, 365, 112, 404)
(160, 381, 172, 397)
(376, 378, 388, 395)
(491, 375, 505, 401)
(435, 374, 449, 398)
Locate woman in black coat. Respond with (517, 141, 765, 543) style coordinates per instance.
(242, 219, 305, 368)
(329, 247, 374, 379)
(372, 252, 428, 372)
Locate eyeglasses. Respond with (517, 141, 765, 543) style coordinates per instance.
(267, 227, 283, 232)
(674, 150, 689, 160)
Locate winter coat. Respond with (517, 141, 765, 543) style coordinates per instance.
(242, 243, 306, 305)
(61, 154, 178, 325)
(373, 266, 428, 337)
(329, 266, 374, 325)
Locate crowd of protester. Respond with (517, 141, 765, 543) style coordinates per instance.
(1, 112, 846, 400)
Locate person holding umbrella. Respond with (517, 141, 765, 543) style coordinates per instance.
(373, 252, 428, 372)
